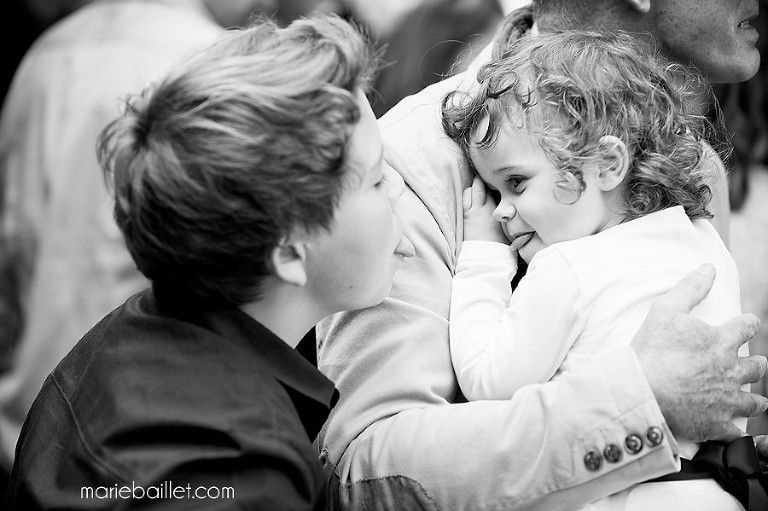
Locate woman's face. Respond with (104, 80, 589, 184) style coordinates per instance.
(305, 92, 414, 314)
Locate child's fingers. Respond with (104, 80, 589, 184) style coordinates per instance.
(464, 176, 489, 213)
(462, 186, 473, 214)
(472, 176, 486, 206)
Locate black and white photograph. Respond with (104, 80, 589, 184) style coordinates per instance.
(0, 0, 767, 509)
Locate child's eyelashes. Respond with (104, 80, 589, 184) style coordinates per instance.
(505, 175, 527, 193)
(374, 174, 388, 188)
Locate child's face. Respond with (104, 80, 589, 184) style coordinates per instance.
(305, 92, 413, 314)
(469, 124, 617, 263)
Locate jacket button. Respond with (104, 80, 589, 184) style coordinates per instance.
(625, 434, 643, 454)
(604, 443, 623, 463)
(646, 426, 664, 447)
(584, 450, 603, 471)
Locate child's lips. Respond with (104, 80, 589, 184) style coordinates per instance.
(395, 235, 415, 258)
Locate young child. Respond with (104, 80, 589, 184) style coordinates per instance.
(6, 15, 413, 510)
(442, 31, 758, 510)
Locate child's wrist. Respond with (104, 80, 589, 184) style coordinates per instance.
(464, 228, 509, 244)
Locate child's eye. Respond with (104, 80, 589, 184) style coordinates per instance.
(506, 175, 526, 193)
(375, 174, 388, 188)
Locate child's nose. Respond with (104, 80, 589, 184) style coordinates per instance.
(493, 201, 516, 223)
(384, 164, 405, 204)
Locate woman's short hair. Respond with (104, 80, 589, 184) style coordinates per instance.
(97, 15, 379, 305)
(442, 30, 725, 219)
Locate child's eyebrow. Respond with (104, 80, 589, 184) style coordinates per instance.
(493, 165, 522, 175)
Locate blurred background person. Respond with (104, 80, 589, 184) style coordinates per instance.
(0, 0, 333, 495)
(725, 1, 768, 437)
(712, 0, 768, 212)
(338, 0, 529, 116)
(368, 0, 504, 118)
(0, 0, 345, 106)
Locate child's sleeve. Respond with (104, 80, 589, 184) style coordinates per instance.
(450, 240, 585, 401)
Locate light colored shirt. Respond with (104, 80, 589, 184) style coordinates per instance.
(451, 206, 746, 463)
(0, 0, 224, 470)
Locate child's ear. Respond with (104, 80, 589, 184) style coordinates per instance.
(270, 239, 308, 287)
(623, 0, 651, 14)
(596, 135, 629, 192)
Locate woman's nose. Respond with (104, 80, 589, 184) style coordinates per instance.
(493, 200, 516, 223)
(384, 163, 405, 203)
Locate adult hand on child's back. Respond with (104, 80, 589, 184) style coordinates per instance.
(631, 263, 768, 443)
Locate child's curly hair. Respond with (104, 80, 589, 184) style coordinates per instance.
(442, 30, 729, 220)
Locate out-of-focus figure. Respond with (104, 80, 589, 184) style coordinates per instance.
(712, 1, 768, 211)
(330, 0, 509, 118)
(370, 0, 503, 117)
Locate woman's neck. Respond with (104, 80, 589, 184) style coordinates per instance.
(239, 285, 324, 349)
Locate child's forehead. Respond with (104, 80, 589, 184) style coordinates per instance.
(482, 60, 569, 123)
(470, 103, 549, 148)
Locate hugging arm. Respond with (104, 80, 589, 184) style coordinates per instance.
(631, 264, 766, 443)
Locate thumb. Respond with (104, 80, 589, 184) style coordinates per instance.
(654, 263, 716, 314)
(462, 186, 472, 214)
(472, 175, 487, 206)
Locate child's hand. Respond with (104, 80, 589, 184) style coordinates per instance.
(462, 176, 509, 244)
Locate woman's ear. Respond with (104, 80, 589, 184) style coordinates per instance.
(270, 238, 308, 287)
(596, 135, 630, 192)
(623, 0, 651, 14)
